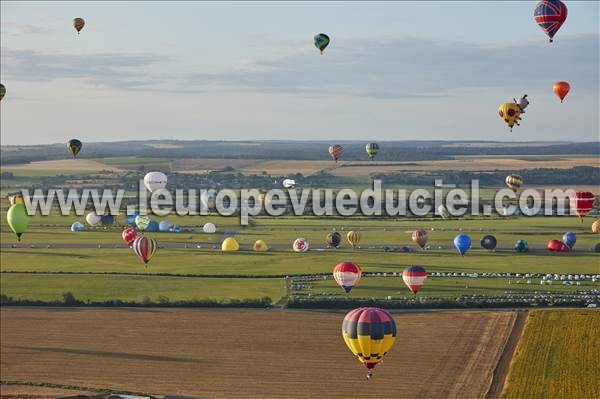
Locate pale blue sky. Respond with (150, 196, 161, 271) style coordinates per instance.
(1, 1, 598, 145)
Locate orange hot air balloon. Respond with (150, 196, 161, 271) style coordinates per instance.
(553, 81, 570, 103)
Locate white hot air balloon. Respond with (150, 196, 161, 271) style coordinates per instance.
(283, 179, 296, 189)
(293, 238, 309, 252)
(143, 172, 168, 192)
(85, 212, 102, 227)
(203, 222, 217, 234)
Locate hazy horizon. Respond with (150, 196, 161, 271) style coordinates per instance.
(1, 1, 598, 145)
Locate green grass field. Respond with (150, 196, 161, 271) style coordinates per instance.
(501, 310, 600, 399)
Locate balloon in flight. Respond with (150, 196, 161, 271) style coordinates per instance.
(135, 215, 151, 231)
(553, 81, 570, 103)
(282, 179, 296, 189)
(329, 144, 344, 163)
(122, 228, 137, 245)
(534, 0, 567, 43)
(342, 307, 396, 379)
(498, 103, 522, 131)
(454, 234, 472, 256)
(505, 175, 523, 193)
(7, 204, 30, 241)
(67, 139, 82, 158)
(144, 172, 168, 192)
(314, 33, 330, 54)
(438, 204, 450, 219)
(8, 193, 24, 205)
(402, 265, 428, 294)
(73, 17, 85, 34)
(333, 262, 362, 293)
(412, 229, 428, 248)
(365, 143, 380, 160)
(562, 232, 576, 249)
(569, 191, 595, 222)
(0, 83, 6, 101)
(346, 230, 361, 248)
(132, 236, 158, 266)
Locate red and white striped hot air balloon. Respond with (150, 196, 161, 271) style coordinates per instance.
(402, 266, 427, 294)
(328, 144, 344, 163)
(569, 191, 596, 222)
(333, 262, 362, 294)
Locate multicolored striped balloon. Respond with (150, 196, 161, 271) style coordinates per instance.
(328, 144, 344, 163)
(505, 175, 524, 192)
(411, 229, 428, 248)
(333, 262, 361, 293)
(346, 230, 361, 248)
(365, 143, 380, 160)
(402, 266, 427, 294)
(342, 307, 396, 379)
(132, 236, 158, 266)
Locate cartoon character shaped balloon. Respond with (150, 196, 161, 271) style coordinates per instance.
(498, 103, 522, 132)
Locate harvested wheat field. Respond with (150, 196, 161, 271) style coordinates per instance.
(1, 308, 516, 399)
(3, 159, 120, 172)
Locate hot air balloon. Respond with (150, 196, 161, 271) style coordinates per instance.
(498, 103, 522, 132)
(548, 239, 569, 252)
(132, 236, 158, 266)
(7, 204, 30, 241)
(402, 266, 427, 294)
(126, 212, 138, 226)
(135, 215, 151, 231)
(347, 230, 361, 248)
(562, 232, 576, 249)
(480, 235, 497, 251)
(342, 307, 396, 379)
(333, 262, 361, 294)
(454, 234, 471, 256)
(534, 0, 567, 43)
(314, 33, 330, 54)
(67, 139, 82, 158)
(8, 193, 24, 205)
(85, 212, 102, 227)
(143, 172, 168, 192)
(326, 232, 341, 248)
(365, 143, 380, 160)
(505, 175, 524, 193)
(253, 240, 268, 252)
(0, 83, 6, 101)
(158, 220, 173, 232)
(569, 192, 596, 222)
(329, 144, 344, 163)
(553, 81, 570, 103)
(122, 228, 137, 246)
(515, 240, 529, 253)
(146, 221, 159, 232)
(293, 238, 309, 252)
(283, 179, 296, 189)
(100, 214, 114, 226)
(592, 220, 600, 234)
(203, 222, 217, 233)
(73, 17, 85, 34)
(70, 221, 85, 232)
(222, 237, 239, 251)
(438, 204, 450, 219)
(593, 243, 600, 253)
(411, 229, 428, 248)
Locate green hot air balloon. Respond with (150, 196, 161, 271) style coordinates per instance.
(67, 139, 83, 158)
(135, 215, 151, 231)
(314, 33, 330, 54)
(365, 143, 380, 160)
(7, 203, 30, 241)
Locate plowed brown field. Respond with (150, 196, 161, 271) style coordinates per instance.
(1, 308, 515, 399)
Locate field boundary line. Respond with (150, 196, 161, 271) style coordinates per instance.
(0, 380, 156, 397)
(484, 310, 528, 399)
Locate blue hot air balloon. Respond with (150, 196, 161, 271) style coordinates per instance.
(127, 212, 139, 227)
(563, 232, 576, 249)
(146, 221, 159, 232)
(100, 214, 114, 226)
(171, 225, 182, 233)
(70, 221, 85, 232)
(158, 220, 173, 232)
(454, 234, 472, 256)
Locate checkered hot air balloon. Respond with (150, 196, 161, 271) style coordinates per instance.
(402, 266, 428, 294)
(342, 307, 396, 379)
(328, 144, 344, 163)
(534, 0, 567, 43)
(569, 192, 596, 222)
(333, 262, 361, 293)
(505, 175, 524, 193)
(132, 236, 158, 267)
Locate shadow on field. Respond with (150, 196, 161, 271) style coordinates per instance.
(5, 345, 204, 363)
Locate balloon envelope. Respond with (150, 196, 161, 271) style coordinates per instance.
(143, 172, 168, 192)
(412, 229, 428, 248)
(328, 145, 343, 162)
(562, 232, 576, 249)
(569, 192, 595, 221)
(333, 262, 361, 293)
(346, 230, 361, 248)
(73, 17, 85, 33)
(326, 232, 341, 248)
(122, 228, 137, 245)
(135, 215, 151, 231)
(548, 239, 569, 252)
(454, 234, 472, 255)
(505, 175, 524, 192)
(222, 237, 239, 251)
(342, 307, 396, 373)
(0, 83, 5, 101)
(293, 238, 309, 252)
(313, 33, 330, 53)
(132, 236, 158, 266)
(158, 220, 173, 232)
(85, 212, 102, 227)
(534, 0, 567, 43)
(100, 214, 114, 226)
(402, 266, 427, 294)
(365, 143, 380, 160)
(515, 240, 529, 253)
(553, 81, 570, 102)
(592, 220, 600, 234)
(498, 103, 522, 131)
(480, 235, 497, 251)
(70, 221, 85, 232)
(7, 204, 30, 241)
(253, 240, 268, 252)
(67, 139, 82, 158)
(146, 221, 159, 232)
(203, 222, 217, 233)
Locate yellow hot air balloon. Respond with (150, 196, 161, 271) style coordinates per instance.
(222, 237, 240, 251)
(8, 193, 24, 205)
(253, 240, 268, 252)
(347, 230, 361, 248)
(498, 103, 522, 132)
(592, 219, 600, 234)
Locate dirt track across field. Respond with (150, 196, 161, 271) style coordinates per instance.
(1, 308, 515, 399)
